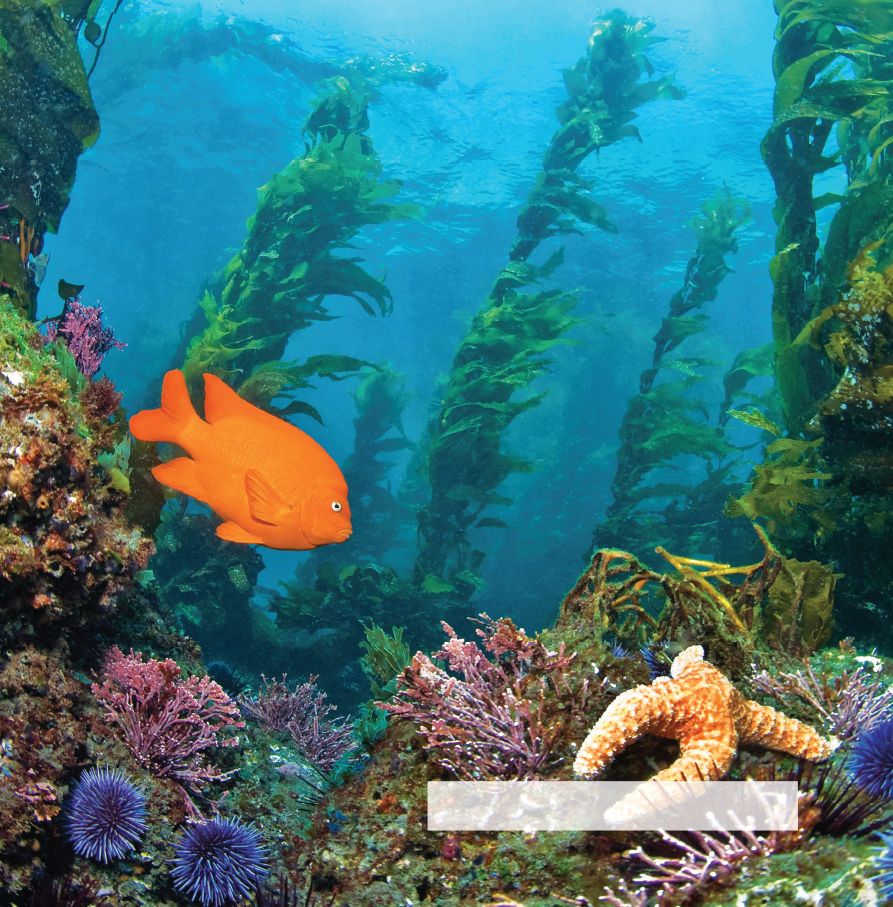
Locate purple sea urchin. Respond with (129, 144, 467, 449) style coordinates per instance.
(171, 817, 269, 906)
(850, 718, 893, 800)
(65, 766, 146, 863)
(875, 832, 893, 901)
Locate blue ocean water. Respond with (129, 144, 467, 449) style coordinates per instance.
(40, 0, 794, 630)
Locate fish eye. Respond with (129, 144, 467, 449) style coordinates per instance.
(331, 501, 342, 512)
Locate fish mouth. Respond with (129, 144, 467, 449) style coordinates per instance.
(336, 527, 352, 541)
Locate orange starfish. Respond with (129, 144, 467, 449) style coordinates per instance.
(574, 646, 833, 803)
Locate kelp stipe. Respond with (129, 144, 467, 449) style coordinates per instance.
(416, 11, 685, 584)
(179, 75, 418, 408)
(593, 188, 749, 557)
(147, 64, 435, 680)
(730, 244, 893, 645)
(340, 365, 414, 562)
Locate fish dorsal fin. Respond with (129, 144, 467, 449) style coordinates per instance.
(203, 373, 272, 425)
(216, 521, 264, 545)
(244, 469, 288, 525)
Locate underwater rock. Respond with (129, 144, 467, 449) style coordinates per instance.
(0, 297, 153, 644)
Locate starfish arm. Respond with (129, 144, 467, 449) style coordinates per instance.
(737, 699, 833, 761)
(573, 684, 670, 776)
(652, 737, 737, 783)
(602, 734, 737, 825)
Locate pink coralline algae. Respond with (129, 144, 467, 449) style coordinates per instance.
(381, 614, 580, 780)
(44, 298, 125, 378)
(239, 675, 356, 774)
(91, 647, 244, 809)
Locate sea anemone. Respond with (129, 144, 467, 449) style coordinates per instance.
(65, 766, 147, 863)
(849, 718, 893, 800)
(171, 817, 269, 906)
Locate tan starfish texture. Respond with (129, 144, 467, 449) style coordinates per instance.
(573, 646, 833, 820)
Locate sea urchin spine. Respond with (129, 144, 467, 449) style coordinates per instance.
(170, 816, 269, 907)
(65, 765, 147, 863)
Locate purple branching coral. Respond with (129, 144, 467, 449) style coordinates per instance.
(239, 675, 356, 775)
(91, 648, 243, 812)
(44, 297, 126, 378)
(752, 659, 893, 742)
(381, 614, 581, 780)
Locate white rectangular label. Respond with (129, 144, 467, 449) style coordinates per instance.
(427, 780, 799, 831)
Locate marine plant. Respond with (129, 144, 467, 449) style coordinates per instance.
(0, 0, 100, 318)
(148, 71, 431, 674)
(416, 10, 685, 582)
(640, 187, 751, 393)
(179, 76, 418, 407)
(43, 294, 127, 379)
(238, 674, 357, 775)
(170, 816, 269, 907)
(263, 558, 468, 710)
(359, 622, 412, 699)
(752, 656, 893, 742)
(63, 765, 146, 864)
(151, 506, 264, 665)
(100, 4, 446, 101)
(728, 242, 893, 643)
(604, 827, 777, 906)
(340, 365, 414, 562)
(764, 0, 893, 432)
(596, 187, 751, 559)
(381, 614, 581, 780)
(90, 647, 244, 812)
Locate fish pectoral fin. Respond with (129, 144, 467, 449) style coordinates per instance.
(152, 457, 206, 502)
(216, 521, 264, 545)
(244, 469, 288, 525)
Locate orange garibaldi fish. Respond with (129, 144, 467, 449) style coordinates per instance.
(129, 369, 352, 550)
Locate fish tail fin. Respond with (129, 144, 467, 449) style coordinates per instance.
(129, 369, 200, 445)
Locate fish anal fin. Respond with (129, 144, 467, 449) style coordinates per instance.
(152, 457, 206, 501)
(216, 521, 264, 545)
(244, 469, 288, 525)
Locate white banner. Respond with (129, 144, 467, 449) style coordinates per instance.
(427, 780, 799, 831)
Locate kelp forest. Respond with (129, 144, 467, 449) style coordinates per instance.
(2, 0, 893, 903)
